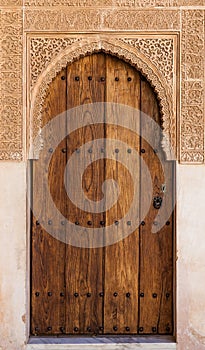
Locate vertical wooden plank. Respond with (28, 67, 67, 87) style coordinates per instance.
(31, 69, 67, 335)
(65, 54, 106, 334)
(139, 79, 173, 335)
(104, 55, 140, 334)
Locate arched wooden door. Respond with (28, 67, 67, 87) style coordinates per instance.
(31, 53, 174, 336)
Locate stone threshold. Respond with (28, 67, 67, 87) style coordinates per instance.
(27, 336, 176, 350)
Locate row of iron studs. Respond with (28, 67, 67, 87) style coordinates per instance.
(34, 292, 171, 334)
(61, 76, 133, 82)
(34, 325, 171, 333)
(36, 220, 171, 226)
(35, 291, 170, 298)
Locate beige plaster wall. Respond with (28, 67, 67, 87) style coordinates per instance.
(0, 163, 205, 349)
(0, 163, 27, 350)
(177, 165, 205, 350)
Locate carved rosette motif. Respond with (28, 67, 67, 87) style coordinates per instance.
(29, 37, 175, 160)
(0, 9, 23, 160)
(181, 10, 205, 163)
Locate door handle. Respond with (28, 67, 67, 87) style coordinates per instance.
(153, 196, 163, 209)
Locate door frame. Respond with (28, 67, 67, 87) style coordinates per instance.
(27, 42, 178, 344)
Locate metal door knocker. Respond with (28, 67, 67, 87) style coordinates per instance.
(153, 196, 163, 209)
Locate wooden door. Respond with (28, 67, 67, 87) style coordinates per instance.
(31, 53, 174, 336)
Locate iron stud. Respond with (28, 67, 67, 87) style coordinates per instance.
(60, 327, 65, 332)
(127, 221, 131, 226)
(49, 148, 53, 153)
(87, 221, 92, 226)
(36, 220, 40, 226)
(35, 327, 39, 332)
(76, 149, 80, 153)
(152, 293, 157, 298)
(48, 220, 52, 225)
(48, 292, 52, 297)
(127, 77, 132, 82)
(113, 292, 118, 297)
(166, 326, 171, 332)
(139, 327, 144, 332)
(75, 76, 80, 81)
(126, 292, 131, 298)
(141, 149, 145, 153)
(60, 292, 65, 297)
(74, 292, 79, 298)
(115, 220, 119, 225)
(166, 293, 170, 298)
(75, 221, 80, 225)
(61, 76, 66, 80)
(113, 326, 118, 331)
(61, 221, 65, 226)
(115, 148, 119, 153)
(166, 221, 170, 226)
(87, 327, 92, 332)
(100, 221, 105, 226)
(62, 148, 67, 153)
(152, 327, 157, 333)
(35, 292, 40, 297)
(115, 77, 119, 81)
(101, 77, 105, 82)
(141, 221, 145, 226)
(99, 326, 104, 331)
(99, 292, 104, 297)
(47, 327, 52, 331)
(127, 149, 132, 153)
(88, 149, 93, 153)
(140, 292, 144, 298)
(74, 327, 79, 332)
(87, 293, 91, 298)
(88, 76, 92, 81)
(126, 326, 130, 331)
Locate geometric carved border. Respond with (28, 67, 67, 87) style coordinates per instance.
(28, 34, 177, 160)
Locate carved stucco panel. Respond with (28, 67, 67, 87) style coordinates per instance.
(0, 9, 23, 160)
(29, 36, 176, 161)
(23, 0, 204, 7)
(119, 38, 174, 89)
(180, 10, 205, 163)
(24, 9, 180, 31)
(30, 37, 82, 86)
(0, 4, 204, 163)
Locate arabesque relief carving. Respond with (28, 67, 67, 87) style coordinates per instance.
(0, 9, 23, 160)
(180, 10, 204, 163)
(24, 9, 180, 31)
(23, 0, 204, 7)
(29, 36, 176, 160)
(0, 3, 204, 163)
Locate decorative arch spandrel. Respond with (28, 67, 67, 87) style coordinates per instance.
(29, 36, 177, 160)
